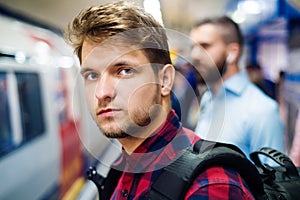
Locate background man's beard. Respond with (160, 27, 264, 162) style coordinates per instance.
(197, 59, 227, 85)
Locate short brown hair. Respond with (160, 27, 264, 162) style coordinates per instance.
(65, 1, 171, 65)
(193, 16, 244, 47)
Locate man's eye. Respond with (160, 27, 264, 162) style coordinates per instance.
(84, 72, 98, 80)
(119, 68, 134, 76)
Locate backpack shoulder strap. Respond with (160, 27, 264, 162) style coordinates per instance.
(149, 139, 266, 200)
(87, 166, 122, 200)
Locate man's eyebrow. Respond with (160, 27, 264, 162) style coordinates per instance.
(113, 60, 137, 67)
(80, 67, 93, 75)
(79, 60, 141, 75)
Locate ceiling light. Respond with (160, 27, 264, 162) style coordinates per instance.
(238, 0, 264, 15)
(143, 0, 164, 26)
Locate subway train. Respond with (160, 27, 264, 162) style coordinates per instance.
(0, 12, 119, 200)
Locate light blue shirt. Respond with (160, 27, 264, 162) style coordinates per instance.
(195, 72, 285, 162)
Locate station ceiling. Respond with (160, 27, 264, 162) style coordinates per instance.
(0, 0, 227, 34)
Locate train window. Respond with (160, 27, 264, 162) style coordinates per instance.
(0, 72, 13, 156)
(15, 72, 45, 142)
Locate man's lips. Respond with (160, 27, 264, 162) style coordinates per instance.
(97, 108, 121, 117)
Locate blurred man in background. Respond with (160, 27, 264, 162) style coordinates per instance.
(190, 16, 285, 160)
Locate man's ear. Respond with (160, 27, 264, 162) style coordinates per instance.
(226, 43, 240, 64)
(160, 64, 175, 96)
(226, 52, 235, 64)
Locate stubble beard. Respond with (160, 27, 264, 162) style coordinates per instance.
(95, 87, 161, 139)
(97, 116, 130, 139)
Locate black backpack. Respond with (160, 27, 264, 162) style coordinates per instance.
(87, 139, 300, 200)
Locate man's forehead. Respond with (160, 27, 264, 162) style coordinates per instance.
(81, 40, 98, 60)
(82, 40, 125, 62)
(190, 25, 223, 44)
(81, 42, 149, 69)
(82, 47, 122, 70)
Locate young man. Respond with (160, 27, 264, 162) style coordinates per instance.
(65, 2, 254, 199)
(190, 16, 285, 161)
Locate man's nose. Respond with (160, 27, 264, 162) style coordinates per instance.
(95, 74, 116, 102)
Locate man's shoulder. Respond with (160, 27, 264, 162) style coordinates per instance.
(243, 82, 279, 109)
(194, 166, 246, 185)
(186, 166, 254, 199)
(150, 139, 255, 200)
(182, 127, 201, 143)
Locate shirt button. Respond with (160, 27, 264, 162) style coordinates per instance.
(122, 190, 128, 197)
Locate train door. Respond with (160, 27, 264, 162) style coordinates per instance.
(0, 60, 61, 199)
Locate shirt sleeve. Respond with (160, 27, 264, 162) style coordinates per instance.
(184, 166, 255, 200)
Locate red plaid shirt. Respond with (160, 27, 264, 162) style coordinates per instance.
(110, 110, 254, 199)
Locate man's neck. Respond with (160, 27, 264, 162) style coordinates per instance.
(118, 108, 170, 154)
(118, 136, 146, 154)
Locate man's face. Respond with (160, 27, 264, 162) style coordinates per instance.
(190, 24, 228, 84)
(81, 40, 162, 139)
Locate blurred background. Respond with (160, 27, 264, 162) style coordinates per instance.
(0, 0, 300, 199)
